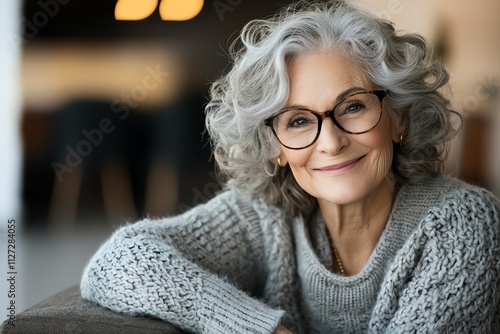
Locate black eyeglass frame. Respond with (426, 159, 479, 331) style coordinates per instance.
(264, 90, 387, 150)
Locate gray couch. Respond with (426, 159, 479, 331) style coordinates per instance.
(0, 286, 185, 334)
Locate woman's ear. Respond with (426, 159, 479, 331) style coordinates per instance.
(392, 113, 407, 144)
(277, 151, 288, 167)
(392, 126, 403, 144)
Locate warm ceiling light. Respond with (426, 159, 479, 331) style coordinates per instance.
(115, 0, 158, 21)
(115, 0, 204, 21)
(159, 0, 204, 21)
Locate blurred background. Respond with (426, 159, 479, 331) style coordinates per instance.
(1, 0, 499, 318)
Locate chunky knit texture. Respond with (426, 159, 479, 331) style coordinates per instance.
(81, 175, 500, 333)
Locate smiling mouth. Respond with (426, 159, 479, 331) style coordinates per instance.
(317, 155, 366, 172)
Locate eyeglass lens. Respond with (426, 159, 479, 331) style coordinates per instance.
(272, 92, 383, 149)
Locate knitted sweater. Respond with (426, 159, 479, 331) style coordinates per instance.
(81, 175, 500, 333)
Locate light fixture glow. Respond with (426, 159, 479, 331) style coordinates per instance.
(159, 0, 204, 21)
(114, 0, 204, 21)
(115, 0, 158, 21)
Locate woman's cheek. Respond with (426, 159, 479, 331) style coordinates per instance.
(283, 148, 313, 167)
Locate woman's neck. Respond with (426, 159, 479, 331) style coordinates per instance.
(318, 174, 398, 276)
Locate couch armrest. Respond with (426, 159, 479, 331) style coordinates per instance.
(0, 285, 184, 334)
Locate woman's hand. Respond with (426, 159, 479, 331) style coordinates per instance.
(274, 324, 293, 334)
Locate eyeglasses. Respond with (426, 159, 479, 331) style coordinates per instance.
(264, 90, 386, 150)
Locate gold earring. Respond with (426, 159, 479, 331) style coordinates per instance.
(277, 157, 282, 167)
(400, 133, 403, 146)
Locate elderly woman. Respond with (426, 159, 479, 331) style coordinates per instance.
(81, 1, 500, 333)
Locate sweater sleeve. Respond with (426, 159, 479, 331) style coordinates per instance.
(80, 191, 285, 334)
(371, 187, 500, 333)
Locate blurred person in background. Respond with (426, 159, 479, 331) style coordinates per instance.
(80, 0, 500, 333)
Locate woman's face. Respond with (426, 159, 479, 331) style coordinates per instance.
(279, 52, 400, 206)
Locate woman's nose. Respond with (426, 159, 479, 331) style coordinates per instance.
(315, 117, 348, 155)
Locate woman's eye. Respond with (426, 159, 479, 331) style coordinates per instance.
(289, 117, 311, 128)
(338, 101, 366, 116)
(344, 102, 366, 114)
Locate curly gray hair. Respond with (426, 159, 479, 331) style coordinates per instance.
(205, 0, 461, 217)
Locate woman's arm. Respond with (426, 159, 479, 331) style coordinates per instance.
(371, 188, 500, 333)
(81, 191, 285, 334)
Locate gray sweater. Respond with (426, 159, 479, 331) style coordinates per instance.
(81, 175, 500, 333)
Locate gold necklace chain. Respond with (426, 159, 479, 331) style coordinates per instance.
(332, 246, 345, 276)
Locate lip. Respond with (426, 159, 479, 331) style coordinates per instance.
(316, 156, 365, 175)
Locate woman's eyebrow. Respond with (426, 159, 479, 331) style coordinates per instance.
(281, 86, 367, 112)
(335, 87, 366, 103)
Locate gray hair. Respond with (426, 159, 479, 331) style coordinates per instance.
(205, 0, 461, 217)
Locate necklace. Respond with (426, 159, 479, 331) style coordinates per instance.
(332, 246, 345, 275)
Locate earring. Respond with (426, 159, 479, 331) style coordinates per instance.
(399, 133, 403, 146)
(277, 157, 282, 167)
